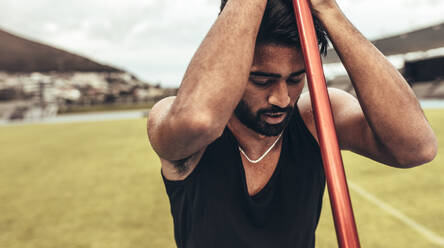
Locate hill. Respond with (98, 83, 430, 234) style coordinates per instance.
(0, 28, 121, 73)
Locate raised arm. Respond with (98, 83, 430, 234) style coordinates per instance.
(301, 0, 437, 168)
(148, 0, 267, 164)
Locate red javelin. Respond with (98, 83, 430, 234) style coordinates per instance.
(292, 0, 361, 247)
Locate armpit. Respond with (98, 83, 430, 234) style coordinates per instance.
(160, 146, 207, 181)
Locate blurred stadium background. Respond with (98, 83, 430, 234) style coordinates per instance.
(1, 2, 443, 248)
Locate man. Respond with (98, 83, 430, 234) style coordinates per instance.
(147, 0, 437, 247)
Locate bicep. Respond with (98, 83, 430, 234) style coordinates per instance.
(329, 88, 397, 165)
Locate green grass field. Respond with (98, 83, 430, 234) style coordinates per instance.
(0, 109, 443, 248)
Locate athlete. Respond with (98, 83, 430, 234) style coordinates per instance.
(147, 0, 437, 247)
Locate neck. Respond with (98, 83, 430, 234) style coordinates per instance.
(227, 115, 283, 158)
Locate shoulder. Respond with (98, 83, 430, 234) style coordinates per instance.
(297, 91, 318, 142)
(147, 96, 176, 129)
(298, 88, 358, 113)
(148, 96, 208, 181)
(147, 96, 175, 159)
(297, 88, 360, 143)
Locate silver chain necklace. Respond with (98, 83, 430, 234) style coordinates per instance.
(238, 132, 283, 164)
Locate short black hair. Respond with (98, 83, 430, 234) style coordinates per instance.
(220, 0, 328, 55)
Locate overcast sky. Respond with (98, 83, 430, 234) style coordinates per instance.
(1, 0, 443, 87)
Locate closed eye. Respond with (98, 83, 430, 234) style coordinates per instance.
(287, 77, 303, 85)
(250, 77, 273, 86)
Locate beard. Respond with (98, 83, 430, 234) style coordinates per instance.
(234, 99, 294, 137)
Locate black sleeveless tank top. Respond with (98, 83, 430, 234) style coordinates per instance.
(162, 108, 325, 248)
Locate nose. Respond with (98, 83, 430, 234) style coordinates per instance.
(268, 80, 290, 108)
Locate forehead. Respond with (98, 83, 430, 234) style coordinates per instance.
(251, 43, 305, 74)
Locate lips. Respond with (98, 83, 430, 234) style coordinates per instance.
(265, 112, 285, 117)
(263, 112, 286, 124)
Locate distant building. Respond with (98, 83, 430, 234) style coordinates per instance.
(322, 22, 444, 99)
(0, 28, 178, 121)
(404, 56, 444, 82)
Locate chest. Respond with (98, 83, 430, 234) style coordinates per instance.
(240, 146, 282, 196)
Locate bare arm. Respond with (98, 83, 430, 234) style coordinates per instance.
(148, 0, 267, 165)
(304, 2, 437, 167)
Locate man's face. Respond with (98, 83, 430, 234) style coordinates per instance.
(234, 43, 306, 137)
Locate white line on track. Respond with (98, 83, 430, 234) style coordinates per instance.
(348, 181, 444, 246)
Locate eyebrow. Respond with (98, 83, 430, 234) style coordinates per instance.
(289, 69, 306, 78)
(250, 69, 306, 78)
